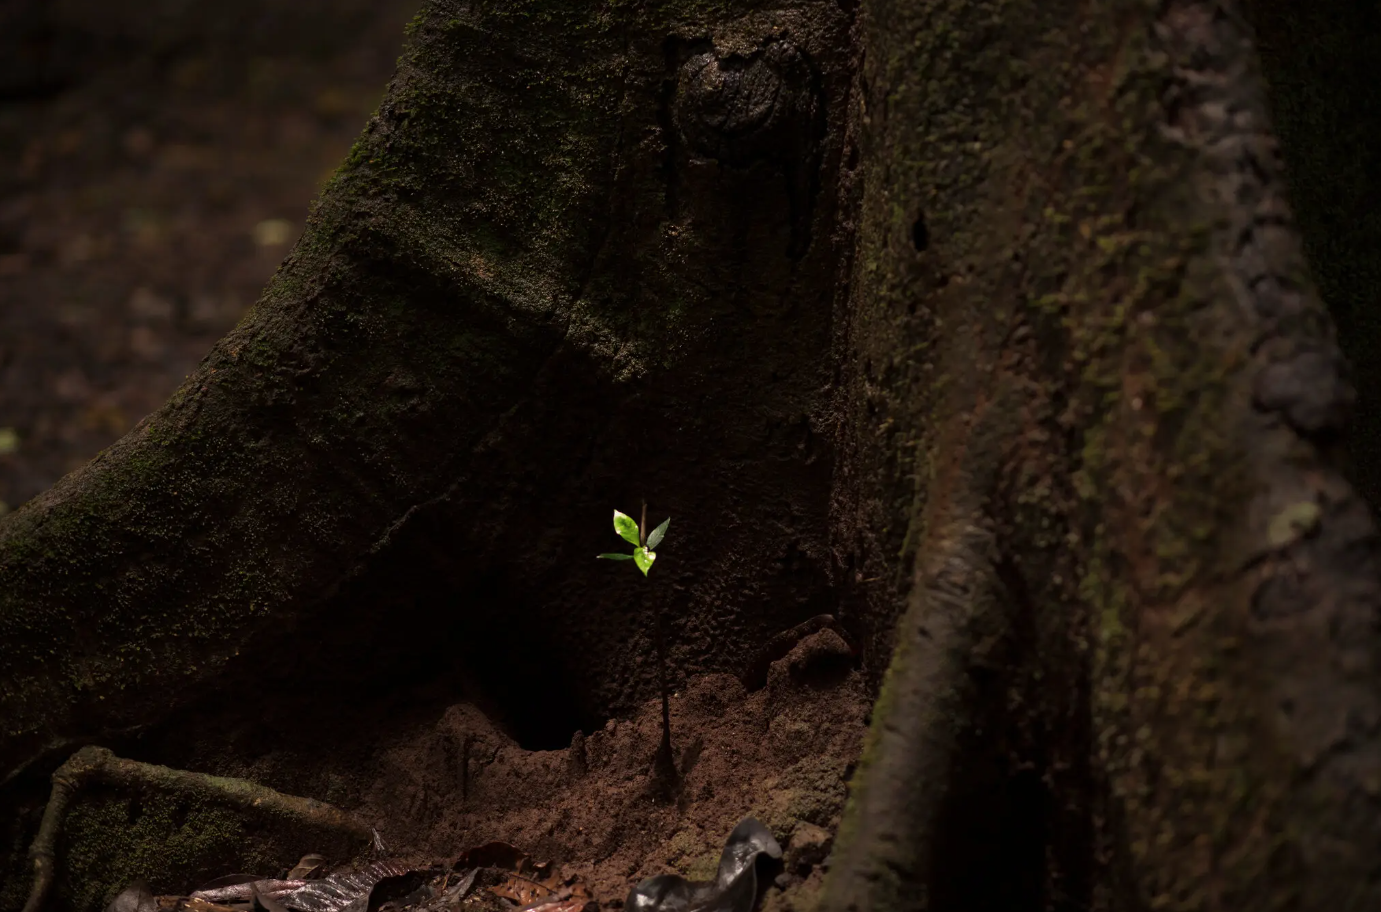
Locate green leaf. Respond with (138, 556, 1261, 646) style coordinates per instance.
(613, 510, 641, 546)
(633, 547, 656, 576)
(646, 517, 670, 550)
(598, 552, 634, 560)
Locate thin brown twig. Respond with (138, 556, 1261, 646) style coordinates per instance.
(639, 498, 677, 795)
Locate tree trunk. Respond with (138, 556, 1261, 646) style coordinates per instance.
(823, 1, 1381, 909)
(2, 0, 1378, 909)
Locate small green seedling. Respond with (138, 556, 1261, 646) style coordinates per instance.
(597, 502, 678, 795)
(597, 508, 669, 575)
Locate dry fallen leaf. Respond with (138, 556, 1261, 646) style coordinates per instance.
(287, 855, 329, 880)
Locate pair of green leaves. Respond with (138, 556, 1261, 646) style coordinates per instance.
(598, 510, 669, 576)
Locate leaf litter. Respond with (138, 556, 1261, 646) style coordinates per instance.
(96, 628, 868, 912)
(130, 820, 780, 912)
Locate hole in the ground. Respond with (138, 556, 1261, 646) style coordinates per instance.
(442, 577, 606, 751)
(137, 559, 610, 769)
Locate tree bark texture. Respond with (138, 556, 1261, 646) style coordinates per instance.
(2, 0, 1379, 910)
(823, 1, 1380, 910)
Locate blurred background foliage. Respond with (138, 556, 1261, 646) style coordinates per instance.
(0, 0, 421, 513)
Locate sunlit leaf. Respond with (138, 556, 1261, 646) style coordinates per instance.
(647, 517, 670, 550)
(614, 510, 641, 545)
(633, 547, 656, 576)
(598, 552, 634, 560)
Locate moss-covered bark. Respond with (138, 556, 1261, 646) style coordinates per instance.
(823, 0, 1380, 910)
(0, 0, 854, 788)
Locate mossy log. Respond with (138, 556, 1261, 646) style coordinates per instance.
(1, 0, 1379, 910)
(18, 747, 370, 912)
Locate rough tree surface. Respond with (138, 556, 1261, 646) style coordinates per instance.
(824, 0, 1380, 910)
(3, 0, 1379, 911)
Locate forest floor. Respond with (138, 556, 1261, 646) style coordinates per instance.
(350, 628, 869, 911)
(28, 629, 867, 912)
(0, 0, 420, 512)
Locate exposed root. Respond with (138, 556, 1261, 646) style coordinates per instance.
(819, 512, 1007, 912)
(21, 746, 371, 912)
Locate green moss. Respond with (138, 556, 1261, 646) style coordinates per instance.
(662, 828, 720, 881)
(40, 782, 358, 912)
(748, 757, 850, 850)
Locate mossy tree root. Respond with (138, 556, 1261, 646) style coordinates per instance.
(21, 746, 371, 912)
(822, 514, 1007, 911)
(822, 355, 1019, 910)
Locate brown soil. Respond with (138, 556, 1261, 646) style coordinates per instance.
(6, 628, 867, 912)
(354, 629, 868, 909)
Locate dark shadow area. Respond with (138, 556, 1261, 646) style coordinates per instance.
(927, 666, 1051, 912)
(923, 556, 1095, 912)
(443, 574, 607, 751)
(1246, 0, 1381, 514)
(911, 212, 929, 252)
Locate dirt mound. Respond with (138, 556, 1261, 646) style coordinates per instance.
(358, 630, 869, 908)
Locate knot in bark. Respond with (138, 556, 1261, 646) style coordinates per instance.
(673, 40, 815, 166)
